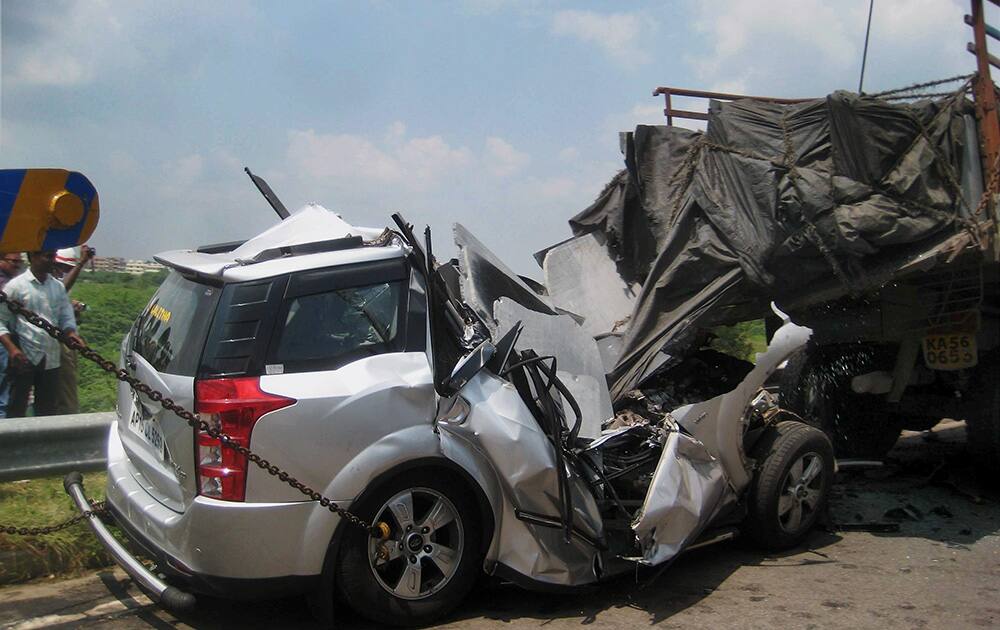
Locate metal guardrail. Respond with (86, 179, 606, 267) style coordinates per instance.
(0, 412, 115, 482)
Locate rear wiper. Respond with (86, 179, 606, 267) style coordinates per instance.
(244, 167, 290, 220)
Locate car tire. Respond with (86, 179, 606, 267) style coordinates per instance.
(780, 343, 903, 459)
(334, 471, 483, 627)
(743, 421, 835, 550)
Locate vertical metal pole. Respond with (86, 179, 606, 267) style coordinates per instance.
(859, 0, 875, 94)
(664, 91, 673, 126)
(972, 0, 1000, 210)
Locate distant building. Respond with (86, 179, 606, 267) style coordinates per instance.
(89, 257, 164, 274)
(91, 256, 126, 272)
(124, 260, 165, 274)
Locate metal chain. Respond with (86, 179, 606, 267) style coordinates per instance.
(974, 151, 1000, 221)
(871, 73, 974, 98)
(1, 501, 107, 537)
(0, 292, 371, 533)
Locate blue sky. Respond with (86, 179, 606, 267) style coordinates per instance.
(0, 0, 988, 274)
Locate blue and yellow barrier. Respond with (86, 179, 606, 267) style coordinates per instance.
(0, 169, 99, 253)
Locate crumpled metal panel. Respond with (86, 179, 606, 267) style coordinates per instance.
(632, 320, 813, 564)
(454, 223, 555, 330)
(540, 232, 639, 337)
(669, 321, 811, 493)
(438, 371, 603, 587)
(632, 423, 729, 565)
(493, 298, 612, 439)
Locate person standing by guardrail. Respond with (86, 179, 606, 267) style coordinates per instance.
(51, 246, 95, 415)
(0, 251, 84, 418)
(0, 252, 24, 418)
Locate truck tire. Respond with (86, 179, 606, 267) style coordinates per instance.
(743, 421, 835, 550)
(335, 471, 483, 627)
(780, 343, 903, 459)
(967, 357, 1000, 481)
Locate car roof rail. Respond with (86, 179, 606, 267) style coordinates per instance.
(235, 235, 364, 265)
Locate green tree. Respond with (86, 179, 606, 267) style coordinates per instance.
(711, 319, 767, 362)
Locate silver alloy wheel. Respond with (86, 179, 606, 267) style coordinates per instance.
(777, 451, 825, 533)
(367, 487, 464, 601)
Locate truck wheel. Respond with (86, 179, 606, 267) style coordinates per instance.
(743, 421, 835, 550)
(780, 343, 903, 459)
(967, 357, 1000, 481)
(335, 471, 482, 627)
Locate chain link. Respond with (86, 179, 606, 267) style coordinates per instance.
(0, 291, 371, 533)
(870, 73, 974, 98)
(1, 501, 107, 537)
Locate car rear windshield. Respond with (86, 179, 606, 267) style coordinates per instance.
(132, 272, 221, 376)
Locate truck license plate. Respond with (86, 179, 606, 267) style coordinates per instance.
(922, 333, 977, 371)
(128, 394, 166, 460)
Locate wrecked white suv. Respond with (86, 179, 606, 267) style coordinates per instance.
(68, 198, 833, 626)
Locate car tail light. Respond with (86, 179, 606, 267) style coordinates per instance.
(194, 377, 294, 501)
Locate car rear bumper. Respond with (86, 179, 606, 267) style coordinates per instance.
(104, 422, 344, 587)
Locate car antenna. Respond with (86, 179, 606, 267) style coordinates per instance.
(244, 167, 290, 220)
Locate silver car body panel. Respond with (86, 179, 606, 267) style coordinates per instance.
(492, 297, 611, 440)
(115, 351, 198, 512)
(630, 321, 812, 565)
(453, 222, 556, 330)
(631, 422, 729, 565)
(249, 351, 437, 502)
(106, 421, 342, 578)
(539, 231, 639, 337)
(439, 371, 603, 587)
(667, 321, 812, 493)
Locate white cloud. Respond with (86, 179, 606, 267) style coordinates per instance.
(3, 1, 255, 88)
(288, 130, 405, 183)
(288, 125, 536, 192)
(551, 10, 652, 66)
(532, 176, 577, 200)
(689, 0, 969, 96)
(5, 0, 132, 86)
(484, 136, 530, 177)
(557, 147, 580, 162)
(384, 121, 407, 144)
(397, 136, 474, 182)
(170, 154, 205, 189)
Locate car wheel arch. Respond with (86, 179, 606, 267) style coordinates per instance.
(317, 457, 496, 589)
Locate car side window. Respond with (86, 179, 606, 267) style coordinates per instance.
(267, 280, 405, 373)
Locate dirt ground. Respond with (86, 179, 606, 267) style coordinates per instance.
(0, 420, 997, 629)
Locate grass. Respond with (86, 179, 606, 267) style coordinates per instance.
(0, 473, 113, 583)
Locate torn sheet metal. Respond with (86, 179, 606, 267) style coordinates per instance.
(494, 297, 613, 439)
(438, 371, 603, 587)
(671, 321, 811, 493)
(632, 423, 730, 565)
(631, 320, 812, 564)
(454, 223, 555, 331)
(540, 231, 639, 337)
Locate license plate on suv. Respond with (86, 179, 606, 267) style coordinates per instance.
(128, 393, 167, 460)
(922, 333, 977, 371)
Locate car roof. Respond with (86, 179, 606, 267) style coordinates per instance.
(154, 204, 407, 283)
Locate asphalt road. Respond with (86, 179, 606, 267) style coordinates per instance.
(1, 421, 997, 629)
